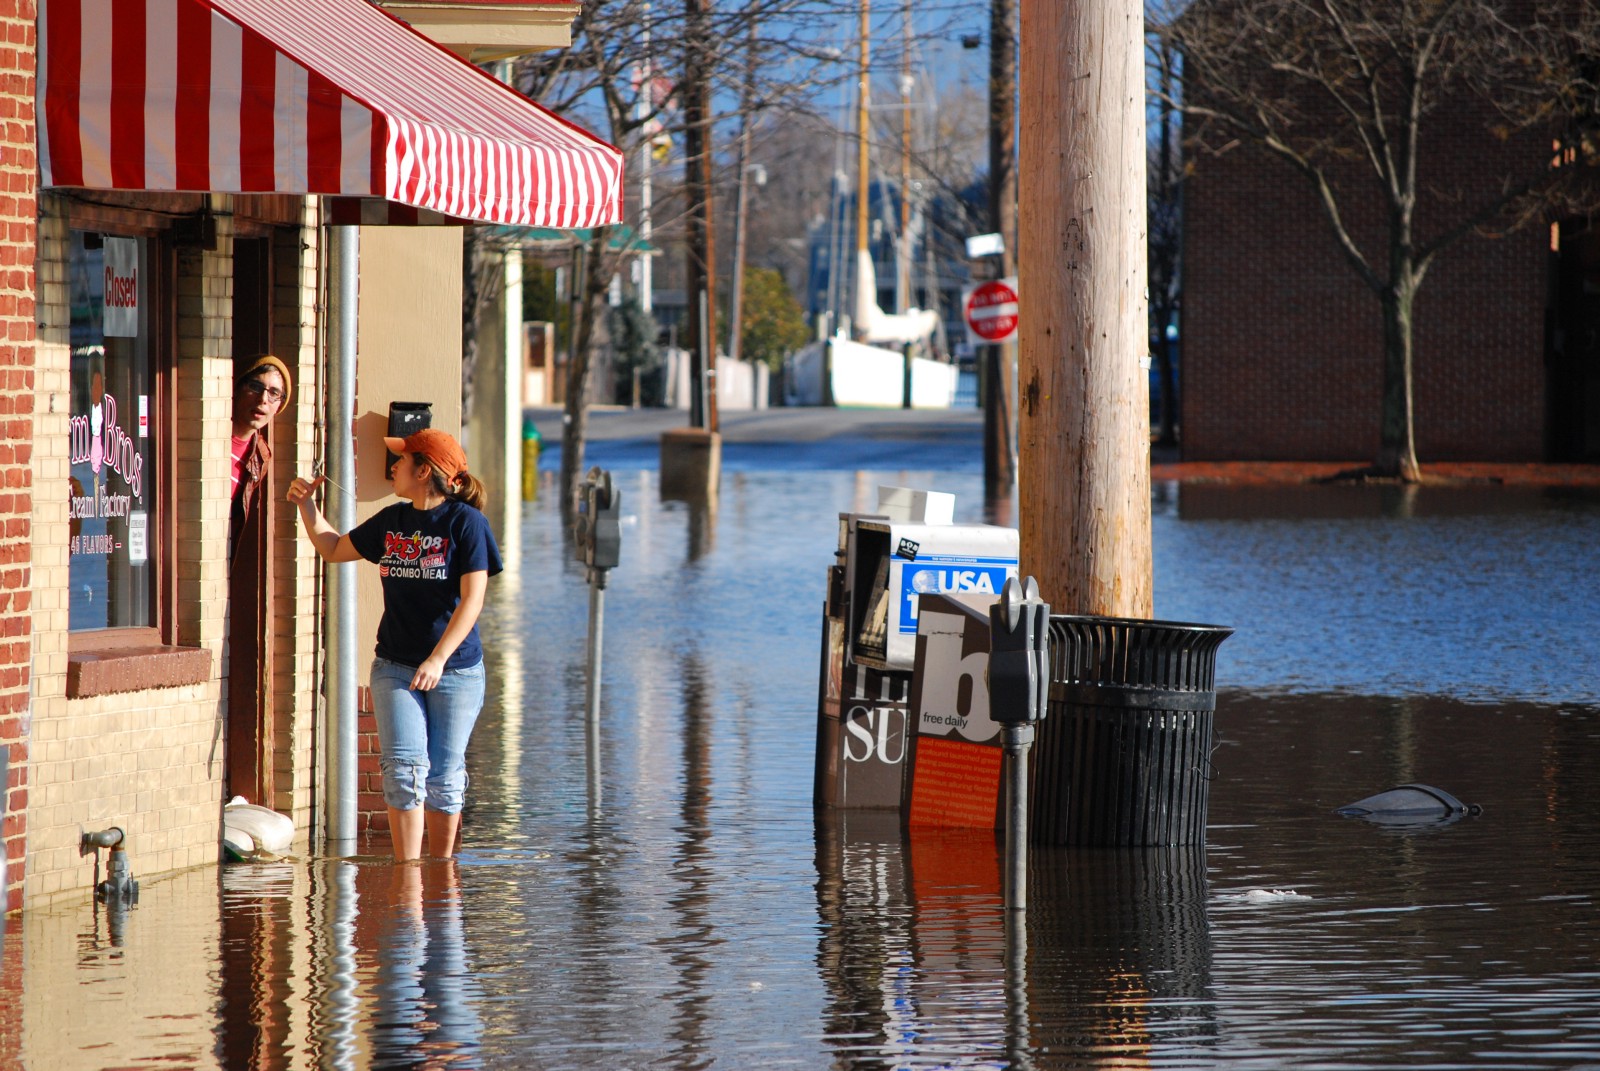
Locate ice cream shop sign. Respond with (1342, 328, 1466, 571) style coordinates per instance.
(68, 391, 143, 503)
(67, 231, 155, 631)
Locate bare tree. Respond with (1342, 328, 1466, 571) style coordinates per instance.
(1155, 0, 1600, 480)
(509, 0, 860, 505)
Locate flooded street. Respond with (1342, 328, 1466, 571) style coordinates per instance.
(5, 412, 1599, 1069)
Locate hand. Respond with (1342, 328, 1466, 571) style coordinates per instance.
(411, 655, 447, 692)
(287, 474, 326, 509)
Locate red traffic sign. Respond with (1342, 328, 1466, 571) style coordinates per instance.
(964, 279, 1019, 343)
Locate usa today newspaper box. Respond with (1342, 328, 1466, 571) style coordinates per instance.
(814, 488, 1018, 810)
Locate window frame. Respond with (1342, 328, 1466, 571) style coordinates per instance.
(59, 196, 208, 697)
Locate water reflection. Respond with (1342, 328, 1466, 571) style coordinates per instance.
(815, 811, 917, 1066)
(1156, 484, 1600, 702)
(358, 860, 483, 1068)
(218, 862, 299, 1067)
(6, 467, 1600, 1069)
(1028, 848, 1215, 1068)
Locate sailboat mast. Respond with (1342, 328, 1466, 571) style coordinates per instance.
(856, 0, 870, 263)
(898, 0, 912, 314)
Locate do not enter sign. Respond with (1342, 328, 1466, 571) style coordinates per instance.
(964, 278, 1019, 344)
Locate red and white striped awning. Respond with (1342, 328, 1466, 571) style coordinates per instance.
(38, 0, 623, 229)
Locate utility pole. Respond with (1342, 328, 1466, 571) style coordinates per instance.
(1017, 0, 1152, 615)
(683, 0, 717, 431)
(661, 0, 723, 499)
(728, 15, 758, 368)
(639, 5, 654, 316)
(984, 0, 1018, 500)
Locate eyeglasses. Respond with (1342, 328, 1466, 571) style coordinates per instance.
(242, 379, 285, 404)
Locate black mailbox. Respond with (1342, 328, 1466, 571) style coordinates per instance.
(386, 401, 432, 474)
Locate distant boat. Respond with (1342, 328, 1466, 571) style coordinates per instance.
(785, 335, 959, 408)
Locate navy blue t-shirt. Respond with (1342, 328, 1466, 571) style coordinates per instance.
(348, 499, 503, 670)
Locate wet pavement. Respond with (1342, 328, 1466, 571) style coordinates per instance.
(4, 407, 1599, 1069)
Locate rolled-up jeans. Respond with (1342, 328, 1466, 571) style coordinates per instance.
(370, 657, 486, 813)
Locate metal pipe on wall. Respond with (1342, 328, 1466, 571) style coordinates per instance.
(325, 223, 360, 849)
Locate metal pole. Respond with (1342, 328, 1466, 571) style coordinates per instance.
(325, 223, 360, 851)
(697, 288, 711, 428)
(317, 858, 361, 1068)
(1004, 903, 1033, 1069)
(1004, 722, 1033, 910)
(584, 574, 606, 730)
(728, 15, 757, 368)
(584, 570, 607, 806)
(639, 8, 654, 316)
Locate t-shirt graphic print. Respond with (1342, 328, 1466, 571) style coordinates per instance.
(349, 499, 503, 671)
(379, 530, 452, 579)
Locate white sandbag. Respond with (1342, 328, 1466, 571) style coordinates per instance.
(222, 824, 256, 861)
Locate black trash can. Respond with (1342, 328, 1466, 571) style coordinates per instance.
(1032, 615, 1232, 846)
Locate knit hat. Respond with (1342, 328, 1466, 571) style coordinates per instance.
(383, 428, 468, 483)
(236, 354, 293, 406)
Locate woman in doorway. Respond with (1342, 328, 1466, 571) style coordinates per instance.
(287, 428, 502, 860)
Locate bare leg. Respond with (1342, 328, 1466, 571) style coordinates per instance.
(424, 808, 461, 858)
(389, 805, 425, 861)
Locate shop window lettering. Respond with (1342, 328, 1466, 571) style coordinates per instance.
(68, 392, 143, 499)
(68, 228, 155, 632)
(103, 262, 138, 310)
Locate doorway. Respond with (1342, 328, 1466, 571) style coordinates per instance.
(228, 235, 276, 806)
(1547, 221, 1600, 461)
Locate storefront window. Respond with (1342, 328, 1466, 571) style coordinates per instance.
(68, 231, 155, 631)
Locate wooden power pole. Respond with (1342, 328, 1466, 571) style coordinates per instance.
(683, 0, 718, 432)
(1017, 0, 1152, 616)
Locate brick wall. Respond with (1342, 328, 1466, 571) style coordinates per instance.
(0, 0, 36, 921)
(22, 193, 330, 906)
(270, 201, 326, 827)
(1183, 96, 1551, 462)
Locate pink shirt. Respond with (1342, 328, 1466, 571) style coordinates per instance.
(230, 435, 254, 498)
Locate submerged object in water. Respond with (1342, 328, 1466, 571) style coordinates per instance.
(1336, 783, 1482, 827)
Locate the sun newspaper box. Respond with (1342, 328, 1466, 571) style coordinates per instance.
(814, 488, 1018, 810)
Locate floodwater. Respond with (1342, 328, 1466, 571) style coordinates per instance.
(5, 418, 1600, 1070)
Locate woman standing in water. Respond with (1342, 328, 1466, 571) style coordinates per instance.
(287, 428, 502, 860)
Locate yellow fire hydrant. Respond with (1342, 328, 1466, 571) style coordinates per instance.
(521, 417, 541, 501)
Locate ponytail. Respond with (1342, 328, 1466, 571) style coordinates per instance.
(452, 471, 488, 512)
(427, 467, 488, 512)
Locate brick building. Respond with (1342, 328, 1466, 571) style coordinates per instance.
(0, 0, 617, 918)
(1180, 37, 1600, 464)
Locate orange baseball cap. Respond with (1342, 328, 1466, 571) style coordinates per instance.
(383, 428, 468, 482)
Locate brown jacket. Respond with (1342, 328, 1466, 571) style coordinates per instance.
(230, 432, 272, 561)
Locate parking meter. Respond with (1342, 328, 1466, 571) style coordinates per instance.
(988, 574, 1049, 912)
(576, 467, 622, 761)
(987, 575, 1050, 726)
(574, 466, 621, 578)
